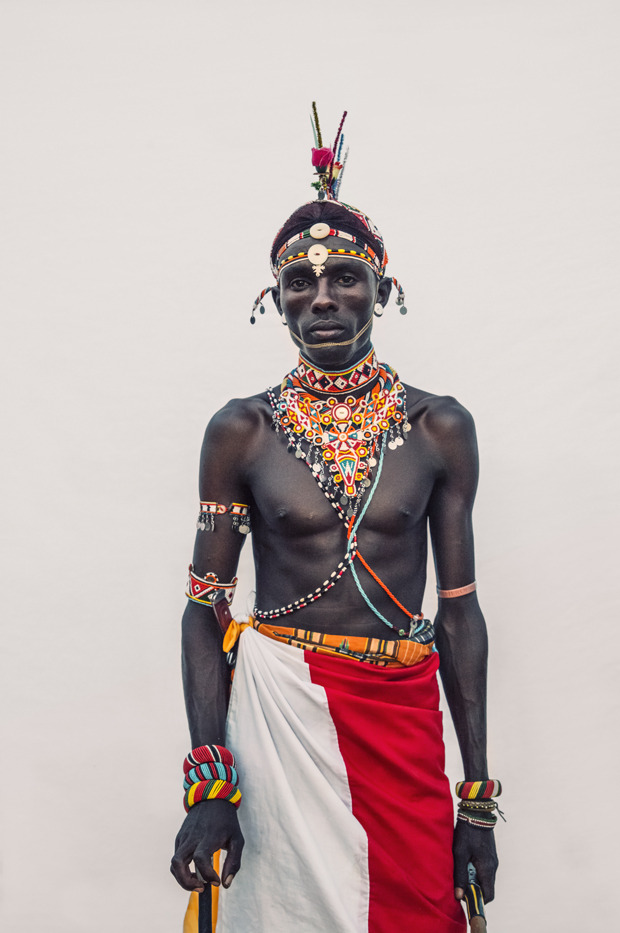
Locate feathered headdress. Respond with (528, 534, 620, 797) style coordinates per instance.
(309, 102, 349, 200)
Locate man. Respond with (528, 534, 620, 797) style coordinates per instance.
(171, 111, 499, 932)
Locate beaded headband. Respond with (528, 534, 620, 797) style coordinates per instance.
(273, 224, 384, 277)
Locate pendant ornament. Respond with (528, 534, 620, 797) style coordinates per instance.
(307, 243, 329, 276)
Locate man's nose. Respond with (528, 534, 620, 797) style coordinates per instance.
(311, 277, 336, 313)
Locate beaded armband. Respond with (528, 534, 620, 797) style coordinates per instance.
(182, 744, 241, 812)
(196, 501, 251, 534)
(186, 566, 238, 606)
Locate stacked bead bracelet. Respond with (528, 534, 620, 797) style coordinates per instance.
(455, 779, 503, 830)
(183, 744, 241, 813)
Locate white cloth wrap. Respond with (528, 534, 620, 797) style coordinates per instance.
(216, 626, 369, 933)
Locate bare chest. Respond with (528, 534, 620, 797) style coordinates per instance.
(248, 424, 437, 539)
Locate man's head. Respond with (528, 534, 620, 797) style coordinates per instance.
(269, 200, 392, 368)
(249, 107, 407, 344)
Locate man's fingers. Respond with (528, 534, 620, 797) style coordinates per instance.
(221, 830, 245, 888)
(170, 851, 205, 893)
(475, 862, 496, 903)
(452, 851, 468, 898)
(194, 852, 221, 887)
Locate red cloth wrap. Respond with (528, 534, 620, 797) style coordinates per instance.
(306, 650, 465, 933)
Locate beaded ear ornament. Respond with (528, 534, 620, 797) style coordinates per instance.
(250, 103, 408, 323)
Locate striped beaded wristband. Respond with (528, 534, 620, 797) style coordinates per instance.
(455, 779, 502, 800)
(183, 744, 236, 775)
(184, 779, 242, 813)
(183, 761, 239, 790)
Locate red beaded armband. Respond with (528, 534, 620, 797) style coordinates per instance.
(186, 567, 238, 606)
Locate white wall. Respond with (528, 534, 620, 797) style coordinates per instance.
(1, 1, 618, 930)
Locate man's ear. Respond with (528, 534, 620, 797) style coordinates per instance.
(271, 285, 282, 315)
(376, 276, 392, 308)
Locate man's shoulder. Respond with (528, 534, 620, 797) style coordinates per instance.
(401, 384, 476, 452)
(205, 392, 272, 446)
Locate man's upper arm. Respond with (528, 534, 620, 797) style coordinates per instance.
(190, 398, 260, 583)
(425, 398, 479, 591)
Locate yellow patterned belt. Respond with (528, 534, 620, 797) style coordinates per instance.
(223, 617, 434, 668)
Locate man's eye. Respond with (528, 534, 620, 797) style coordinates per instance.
(289, 279, 310, 290)
(338, 274, 356, 285)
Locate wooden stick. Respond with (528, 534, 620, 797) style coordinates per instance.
(198, 884, 212, 933)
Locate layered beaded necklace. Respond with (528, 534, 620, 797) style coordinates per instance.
(268, 348, 410, 521)
(256, 348, 425, 637)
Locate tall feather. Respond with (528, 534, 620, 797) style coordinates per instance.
(309, 113, 318, 147)
(334, 146, 349, 199)
(311, 101, 323, 147)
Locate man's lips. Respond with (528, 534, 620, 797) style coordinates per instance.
(307, 321, 345, 338)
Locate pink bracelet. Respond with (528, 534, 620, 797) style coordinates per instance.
(437, 581, 477, 598)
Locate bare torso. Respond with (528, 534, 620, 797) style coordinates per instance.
(199, 378, 473, 639)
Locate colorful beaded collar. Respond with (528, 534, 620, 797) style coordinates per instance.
(269, 354, 409, 509)
(272, 222, 385, 279)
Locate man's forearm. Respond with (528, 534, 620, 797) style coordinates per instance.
(182, 600, 231, 747)
(434, 595, 489, 779)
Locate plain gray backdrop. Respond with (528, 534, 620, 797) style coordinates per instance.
(1, 1, 618, 930)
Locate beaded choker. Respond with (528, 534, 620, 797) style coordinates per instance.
(295, 348, 379, 394)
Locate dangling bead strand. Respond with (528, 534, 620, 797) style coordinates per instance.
(250, 286, 274, 324)
(391, 277, 408, 315)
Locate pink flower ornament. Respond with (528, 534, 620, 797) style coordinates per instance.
(311, 147, 334, 169)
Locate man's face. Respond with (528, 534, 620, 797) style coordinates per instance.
(276, 235, 380, 367)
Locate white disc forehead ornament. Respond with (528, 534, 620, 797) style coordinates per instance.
(309, 222, 330, 239)
(307, 243, 329, 277)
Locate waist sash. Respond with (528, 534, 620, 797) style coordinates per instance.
(216, 627, 465, 933)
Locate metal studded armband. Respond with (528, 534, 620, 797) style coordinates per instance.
(196, 501, 251, 535)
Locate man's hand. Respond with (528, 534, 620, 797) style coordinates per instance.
(170, 799, 245, 892)
(452, 821, 498, 904)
